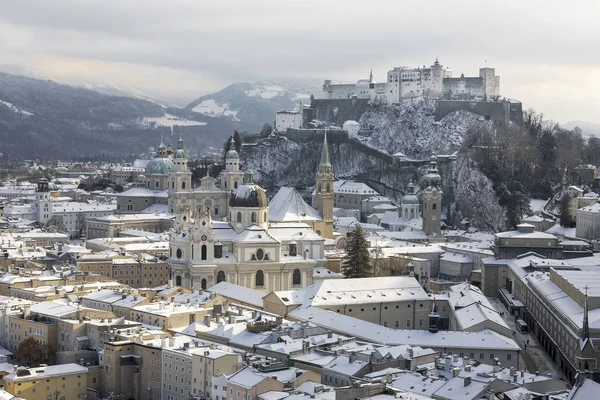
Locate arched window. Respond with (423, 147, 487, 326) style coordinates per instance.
(176, 275, 182, 286)
(317, 184, 322, 194)
(251, 212, 257, 223)
(432, 203, 437, 210)
(182, 181, 186, 189)
(264, 212, 267, 222)
(201, 245, 207, 260)
(176, 248, 182, 259)
(201, 278, 207, 290)
(255, 270, 264, 287)
(224, 181, 228, 189)
(172, 182, 175, 189)
(235, 212, 242, 222)
(217, 271, 225, 283)
(293, 269, 301, 286)
(326, 183, 331, 193)
(234, 181, 238, 189)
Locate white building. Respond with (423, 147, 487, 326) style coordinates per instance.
(342, 120, 360, 139)
(322, 59, 500, 104)
(576, 203, 600, 239)
(275, 101, 305, 132)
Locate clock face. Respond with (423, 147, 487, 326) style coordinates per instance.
(201, 234, 208, 242)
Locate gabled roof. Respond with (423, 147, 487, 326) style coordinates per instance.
(269, 187, 322, 222)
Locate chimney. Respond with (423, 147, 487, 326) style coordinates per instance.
(204, 315, 211, 327)
(23, 305, 30, 319)
(513, 374, 517, 383)
(408, 348, 414, 358)
(349, 352, 356, 363)
(463, 377, 471, 387)
(276, 316, 283, 325)
(521, 369, 525, 377)
(510, 367, 517, 376)
(453, 367, 460, 377)
(444, 355, 452, 373)
(168, 279, 173, 288)
(80, 358, 85, 366)
(327, 330, 333, 339)
(183, 342, 189, 349)
(168, 337, 175, 348)
(171, 296, 175, 303)
(465, 365, 471, 372)
(453, 354, 458, 363)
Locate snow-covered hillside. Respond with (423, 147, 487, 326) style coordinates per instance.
(79, 80, 179, 108)
(361, 98, 493, 158)
(191, 99, 240, 120)
(0, 99, 34, 116)
(185, 81, 319, 131)
(143, 113, 206, 128)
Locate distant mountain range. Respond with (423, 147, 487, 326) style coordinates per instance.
(184, 81, 319, 128)
(0, 72, 319, 159)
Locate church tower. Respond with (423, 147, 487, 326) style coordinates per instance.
(401, 180, 420, 220)
(315, 133, 334, 239)
(221, 134, 244, 192)
(36, 178, 51, 224)
(169, 133, 192, 192)
(421, 156, 442, 237)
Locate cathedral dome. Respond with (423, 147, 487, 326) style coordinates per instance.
(229, 169, 268, 208)
(226, 148, 239, 160)
(145, 158, 174, 176)
(421, 156, 441, 189)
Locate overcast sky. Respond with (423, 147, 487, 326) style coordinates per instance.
(1, 0, 599, 124)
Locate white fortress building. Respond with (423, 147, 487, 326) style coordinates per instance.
(321, 59, 500, 104)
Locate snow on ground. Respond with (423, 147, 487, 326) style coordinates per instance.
(530, 198, 549, 216)
(244, 85, 285, 99)
(143, 113, 206, 128)
(0, 100, 34, 116)
(191, 99, 239, 120)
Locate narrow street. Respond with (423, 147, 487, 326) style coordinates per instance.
(487, 297, 566, 381)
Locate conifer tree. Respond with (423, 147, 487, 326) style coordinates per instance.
(342, 225, 372, 278)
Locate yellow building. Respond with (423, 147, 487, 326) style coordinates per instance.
(4, 364, 89, 400)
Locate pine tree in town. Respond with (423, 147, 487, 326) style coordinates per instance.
(342, 225, 372, 278)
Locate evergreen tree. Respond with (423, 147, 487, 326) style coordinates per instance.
(559, 194, 575, 227)
(342, 225, 372, 278)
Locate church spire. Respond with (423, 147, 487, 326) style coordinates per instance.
(583, 285, 590, 341)
(369, 68, 373, 83)
(319, 131, 331, 168)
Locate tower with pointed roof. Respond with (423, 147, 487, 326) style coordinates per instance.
(168, 133, 192, 194)
(314, 132, 334, 239)
(421, 156, 443, 237)
(221, 133, 244, 192)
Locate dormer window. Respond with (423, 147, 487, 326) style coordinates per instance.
(289, 242, 297, 256)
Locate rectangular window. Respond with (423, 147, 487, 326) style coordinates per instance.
(406, 319, 411, 328)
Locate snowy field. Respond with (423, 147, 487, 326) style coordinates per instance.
(143, 113, 206, 128)
(191, 99, 239, 120)
(0, 99, 34, 116)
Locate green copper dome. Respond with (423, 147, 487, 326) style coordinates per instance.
(402, 180, 419, 205)
(145, 158, 174, 176)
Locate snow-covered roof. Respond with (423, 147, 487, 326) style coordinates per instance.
(579, 203, 600, 213)
(269, 187, 322, 222)
(289, 307, 519, 351)
(116, 188, 168, 198)
(440, 252, 473, 264)
(207, 282, 265, 308)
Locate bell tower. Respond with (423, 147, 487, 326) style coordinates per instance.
(169, 132, 192, 192)
(315, 132, 334, 239)
(421, 156, 443, 237)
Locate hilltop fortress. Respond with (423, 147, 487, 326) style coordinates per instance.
(321, 58, 500, 104)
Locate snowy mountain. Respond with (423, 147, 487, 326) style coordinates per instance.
(185, 81, 320, 131)
(78, 81, 181, 108)
(0, 72, 239, 158)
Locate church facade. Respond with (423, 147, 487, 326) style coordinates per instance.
(166, 134, 335, 292)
